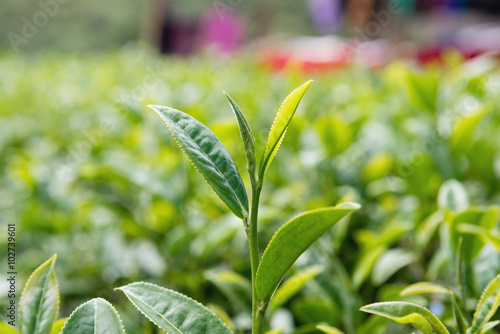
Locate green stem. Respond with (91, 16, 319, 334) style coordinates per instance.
(254, 300, 268, 333)
(248, 176, 264, 334)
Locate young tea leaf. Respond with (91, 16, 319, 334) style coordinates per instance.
(270, 265, 324, 313)
(117, 282, 233, 334)
(256, 203, 360, 301)
(149, 105, 249, 219)
(19, 254, 59, 334)
(224, 92, 256, 177)
(399, 282, 451, 296)
(317, 324, 345, 334)
(259, 80, 313, 177)
(451, 294, 468, 334)
(60, 298, 125, 334)
(360, 302, 449, 334)
(470, 274, 500, 334)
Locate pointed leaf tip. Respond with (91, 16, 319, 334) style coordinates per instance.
(470, 273, 500, 334)
(118, 282, 233, 334)
(61, 298, 125, 334)
(20, 255, 59, 334)
(224, 92, 256, 177)
(260, 80, 313, 177)
(150, 104, 248, 219)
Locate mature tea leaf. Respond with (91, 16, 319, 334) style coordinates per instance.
(19, 254, 59, 334)
(117, 282, 233, 334)
(470, 274, 500, 334)
(224, 92, 256, 175)
(260, 80, 312, 176)
(150, 105, 248, 219)
(256, 203, 360, 301)
(360, 302, 449, 334)
(60, 298, 125, 334)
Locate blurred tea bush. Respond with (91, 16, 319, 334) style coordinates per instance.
(1, 49, 500, 333)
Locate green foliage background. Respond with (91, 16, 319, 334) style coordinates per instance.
(1, 49, 500, 333)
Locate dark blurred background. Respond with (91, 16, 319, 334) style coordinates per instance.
(2, 0, 500, 63)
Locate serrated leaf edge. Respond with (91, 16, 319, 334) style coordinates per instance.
(260, 80, 313, 175)
(470, 273, 500, 334)
(256, 203, 360, 300)
(149, 105, 248, 219)
(360, 301, 449, 334)
(19, 254, 59, 334)
(116, 281, 233, 334)
(59, 298, 126, 334)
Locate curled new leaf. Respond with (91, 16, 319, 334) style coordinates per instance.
(360, 302, 449, 334)
(150, 105, 248, 219)
(452, 295, 468, 334)
(117, 282, 233, 334)
(470, 274, 500, 334)
(60, 298, 125, 334)
(256, 203, 360, 301)
(259, 80, 312, 177)
(19, 254, 59, 334)
(224, 92, 256, 176)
